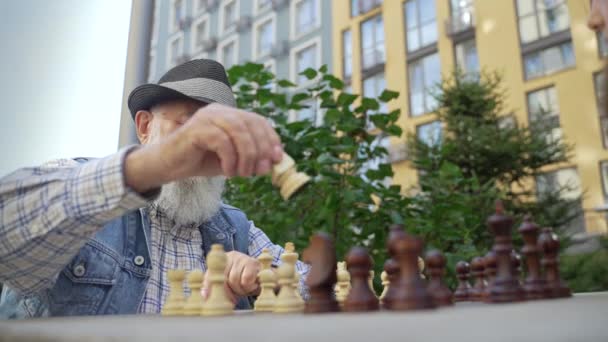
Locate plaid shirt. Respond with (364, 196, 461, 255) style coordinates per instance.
(0, 148, 309, 313)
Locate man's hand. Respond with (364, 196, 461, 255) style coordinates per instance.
(124, 103, 283, 193)
(201, 251, 261, 304)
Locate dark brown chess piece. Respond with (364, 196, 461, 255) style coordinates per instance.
(381, 258, 399, 307)
(425, 250, 453, 306)
(343, 247, 379, 312)
(511, 250, 525, 301)
(384, 232, 435, 311)
(454, 261, 472, 302)
(469, 256, 486, 301)
(518, 216, 548, 300)
(538, 227, 571, 299)
(382, 224, 406, 308)
(302, 233, 340, 313)
(481, 251, 496, 301)
(486, 201, 522, 303)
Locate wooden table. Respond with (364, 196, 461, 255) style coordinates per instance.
(1, 292, 606, 342)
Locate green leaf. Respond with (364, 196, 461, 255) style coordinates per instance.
(319, 65, 328, 73)
(277, 79, 297, 88)
(300, 68, 318, 80)
(385, 124, 403, 137)
(378, 89, 400, 102)
(291, 93, 309, 104)
(361, 98, 380, 111)
(324, 109, 342, 125)
(322, 74, 344, 90)
(337, 93, 358, 107)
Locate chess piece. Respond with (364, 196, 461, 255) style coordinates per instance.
(283, 242, 305, 309)
(274, 243, 304, 313)
(183, 270, 204, 316)
(254, 248, 276, 312)
(486, 201, 522, 303)
(470, 257, 486, 301)
(383, 224, 406, 308)
(201, 244, 233, 316)
(418, 257, 426, 279)
(162, 269, 187, 316)
(368, 270, 377, 298)
(518, 216, 547, 300)
(343, 247, 379, 312)
(335, 261, 351, 305)
(272, 153, 311, 200)
(454, 261, 472, 302)
(511, 250, 525, 300)
(481, 250, 496, 301)
(380, 258, 399, 305)
(425, 250, 453, 306)
(538, 227, 571, 298)
(385, 232, 435, 311)
(303, 233, 340, 313)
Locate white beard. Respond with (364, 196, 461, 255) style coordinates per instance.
(154, 176, 226, 227)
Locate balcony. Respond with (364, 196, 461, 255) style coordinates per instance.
(445, 8, 475, 38)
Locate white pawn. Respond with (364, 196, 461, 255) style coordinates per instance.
(254, 248, 277, 312)
(380, 270, 389, 302)
(183, 270, 204, 316)
(369, 270, 377, 298)
(335, 261, 351, 306)
(201, 244, 233, 316)
(274, 243, 304, 313)
(162, 269, 186, 316)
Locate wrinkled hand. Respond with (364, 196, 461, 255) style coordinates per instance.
(125, 103, 283, 193)
(201, 251, 261, 304)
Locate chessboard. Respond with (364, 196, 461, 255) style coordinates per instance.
(2, 203, 606, 341)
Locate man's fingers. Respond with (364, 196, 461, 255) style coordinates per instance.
(227, 264, 246, 296)
(245, 116, 274, 175)
(210, 114, 258, 177)
(241, 263, 261, 294)
(193, 124, 237, 177)
(223, 283, 238, 305)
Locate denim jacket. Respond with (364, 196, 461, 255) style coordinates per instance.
(0, 204, 252, 318)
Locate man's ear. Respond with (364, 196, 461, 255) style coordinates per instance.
(134, 110, 154, 144)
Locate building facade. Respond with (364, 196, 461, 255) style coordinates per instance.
(149, 0, 333, 121)
(332, 0, 608, 235)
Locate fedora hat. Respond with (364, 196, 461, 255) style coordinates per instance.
(128, 59, 236, 119)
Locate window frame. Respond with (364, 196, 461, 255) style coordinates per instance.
(252, 12, 277, 61)
(166, 32, 185, 69)
(169, 0, 186, 34)
(191, 14, 211, 55)
(594, 70, 608, 148)
(600, 160, 608, 199)
(290, 0, 321, 41)
(454, 37, 480, 76)
(514, 0, 570, 46)
(404, 0, 438, 54)
(525, 85, 563, 144)
(254, 0, 272, 16)
(217, 33, 239, 70)
(416, 120, 442, 147)
(522, 38, 575, 80)
(289, 36, 322, 88)
(219, 0, 240, 37)
(360, 14, 385, 75)
(342, 28, 353, 81)
(407, 51, 441, 117)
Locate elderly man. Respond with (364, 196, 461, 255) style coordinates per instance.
(0, 59, 309, 318)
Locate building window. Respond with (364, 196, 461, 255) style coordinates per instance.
(255, 0, 272, 13)
(361, 15, 385, 71)
(595, 71, 608, 148)
(363, 71, 387, 113)
(291, 38, 320, 85)
(151, 1, 160, 47)
(527, 86, 562, 144)
(404, 0, 437, 52)
(343, 29, 353, 79)
(598, 32, 608, 58)
(291, 0, 320, 39)
(416, 120, 442, 147)
(600, 161, 608, 199)
(253, 14, 276, 60)
(535, 168, 585, 233)
(408, 52, 440, 117)
(352, 0, 382, 16)
(170, 0, 185, 33)
(194, 0, 208, 15)
(167, 34, 185, 68)
(516, 0, 570, 44)
(455, 38, 479, 76)
(218, 35, 238, 69)
(148, 50, 157, 83)
(296, 99, 317, 122)
(191, 16, 210, 54)
(220, 0, 238, 35)
(449, 0, 474, 34)
(523, 41, 575, 80)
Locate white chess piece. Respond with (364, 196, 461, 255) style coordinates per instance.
(336, 261, 351, 306)
(183, 270, 204, 316)
(274, 243, 304, 313)
(254, 248, 277, 312)
(162, 269, 186, 316)
(201, 244, 233, 316)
